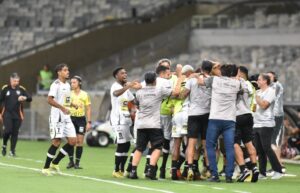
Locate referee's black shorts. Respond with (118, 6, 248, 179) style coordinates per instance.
(235, 113, 253, 145)
(71, 116, 86, 135)
(136, 129, 164, 152)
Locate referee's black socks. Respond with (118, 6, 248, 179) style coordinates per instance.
(75, 146, 83, 165)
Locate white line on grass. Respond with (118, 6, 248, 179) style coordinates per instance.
(233, 190, 251, 193)
(14, 157, 43, 163)
(0, 162, 175, 193)
(212, 187, 225, 190)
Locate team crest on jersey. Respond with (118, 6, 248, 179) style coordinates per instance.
(6, 91, 10, 96)
(16, 90, 21, 95)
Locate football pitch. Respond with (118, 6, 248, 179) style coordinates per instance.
(0, 140, 299, 193)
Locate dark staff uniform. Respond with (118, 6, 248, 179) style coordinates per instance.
(0, 84, 32, 156)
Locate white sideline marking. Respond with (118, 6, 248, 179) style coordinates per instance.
(233, 190, 251, 193)
(190, 184, 205, 187)
(212, 187, 225, 190)
(172, 181, 185, 184)
(0, 162, 175, 193)
(283, 174, 297, 177)
(14, 157, 43, 163)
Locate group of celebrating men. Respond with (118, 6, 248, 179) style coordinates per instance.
(110, 58, 285, 183)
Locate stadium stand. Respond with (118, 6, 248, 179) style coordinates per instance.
(0, 0, 178, 59)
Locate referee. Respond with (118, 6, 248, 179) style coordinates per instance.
(0, 73, 32, 157)
(66, 75, 92, 169)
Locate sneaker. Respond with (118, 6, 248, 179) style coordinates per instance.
(244, 174, 252, 182)
(207, 176, 221, 182)
(258, 174, 267, 180)
(271, 172, 283, 180)
(74, 164, 83, 169)
(266, 169, 274, 177)
(251, 167, 259, 183)
(112, 171, 124, 178)
(124, 171, 130, 178)
(186, 168, 194, 181)
(66, 162, 75, 169)
(237, 169, 251, 182)
(145, 172, 158, 180)
(129, 172, 138, 179)
(181, 167, 188, 179)
(159, 167, 166, 179)
(226, 176, 233, 183)
(50, 163, 62, 174)
(1, 146, 6, 156)
(41, 168, 53, 176)
(9, 151, 16, 157)
(282, 166, 286, 174)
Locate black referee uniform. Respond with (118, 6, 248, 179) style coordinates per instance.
(0, 84, 32, 156)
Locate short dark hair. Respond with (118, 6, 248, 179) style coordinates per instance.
(144, 71, 157, 84)
(112, 67, 124, 78)
(249, 73, 259, 82)
(155, 65, 169, 75)
(55, 63, 68, 74)
(267, 71, 277, 82)
(221, 64, 238, 77)
(261, 73, 271, 85)
(201, 60, 213, 73)
(10, 72, 20, 79)
(238, 66, 249, 80)
(249, 73, 259, 90)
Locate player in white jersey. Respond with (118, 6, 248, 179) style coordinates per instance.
(234, 66, 259, 183)
(170, 65, 194, 180)
(42, 63, 77, 176)
(110, 67, 140, 178)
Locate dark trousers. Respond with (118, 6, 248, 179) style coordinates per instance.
(253, 127, 282, 175)
(2, 115, 22, 152)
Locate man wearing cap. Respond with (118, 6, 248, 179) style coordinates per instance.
(0, 73, 32, 157)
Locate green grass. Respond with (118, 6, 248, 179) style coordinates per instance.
(0, 140, 299, 193)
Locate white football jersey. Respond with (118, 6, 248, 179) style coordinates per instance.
(48, 79, 71, 116)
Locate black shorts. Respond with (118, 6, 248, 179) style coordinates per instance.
(71, 116, 86, 135)
(235, 113, 253, 144)
(187, 113, 209, 139)
(136, 129, 164, 152)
